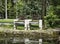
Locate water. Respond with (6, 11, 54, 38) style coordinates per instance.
(0, 39, 39, 44)
(0, 36, 56, 44)
(0, 39, 56, 44)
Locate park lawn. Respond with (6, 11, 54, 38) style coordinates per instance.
(0, 24, 39, 30)
(0, 19, 14, 23)
(0, 19, 39, 23)
(0, 19, 24, 23)
(0, 19, 25, 23)
(32, 20, 39, 21)
(30, 24, 39, 30)
(17, 26, 24, 30)
(0, 24, 25, 30)
(0, 24, 13, 29)
(0, 19, 39, 30)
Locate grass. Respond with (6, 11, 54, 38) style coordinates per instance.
(0, 19, 39, 30)
(17, 26, 24, 30)
(30, 24, 39, 30)
(0, 19, 14, 23)
(32, 20, 39, 22)
(0, 25, 13, 29)
(0, 19, 60, 30)
(0, 19, 24, 23)
(0, 19, 40, 22)
(0, 24, 39, 30)
(0, 24, 25, 30)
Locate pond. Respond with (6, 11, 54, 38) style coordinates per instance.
(0, 38, 56, 44)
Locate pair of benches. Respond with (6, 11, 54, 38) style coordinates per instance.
(14, 19, 42, 30)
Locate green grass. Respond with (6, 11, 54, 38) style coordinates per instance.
(0, 25, 13, 29)
(32, 20, 38, 22)
(31, 24, 39, 27)
(0, 24, 24, 30)
(0, 19, 14, 23)
(30, 24, 39, 30)
(0, 24, 39, 30)
(0, 19, 25, 23)
(17, 24, 24, 30)
(0, 19, 39, 23)
(17, 26, 24, 30)
(0, 19, 39, 30)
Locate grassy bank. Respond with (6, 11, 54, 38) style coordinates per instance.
(0, 19, 14, 23)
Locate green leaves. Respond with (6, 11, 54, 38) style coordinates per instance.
(45, 5, 59, 28)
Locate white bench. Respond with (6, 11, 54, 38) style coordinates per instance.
(24, 19, 32, 30)
(13, 19, 42, 30)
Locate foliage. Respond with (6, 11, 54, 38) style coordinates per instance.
(45, 6, 58, 28)
(17, 0, 42, 19)
(0, 0, 42, 19)
(0, 0, 60, 28)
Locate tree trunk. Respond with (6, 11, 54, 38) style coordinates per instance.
(41, 0, 46, 29)
(5, 0, 7, 19)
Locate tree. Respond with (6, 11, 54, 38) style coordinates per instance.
(5, 0, 7, 19)
(45, 6, 58, 28)
(0, 0, 5, 18)
(44, 0, 60, 28)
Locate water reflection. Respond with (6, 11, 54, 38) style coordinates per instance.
(0, 38, 56, 44)
(0, 38, 25, 44)
(0, 39, 39, 44)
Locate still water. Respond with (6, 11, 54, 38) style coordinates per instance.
(0, 39, 56, 44)
(0, 38, 39, 44)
